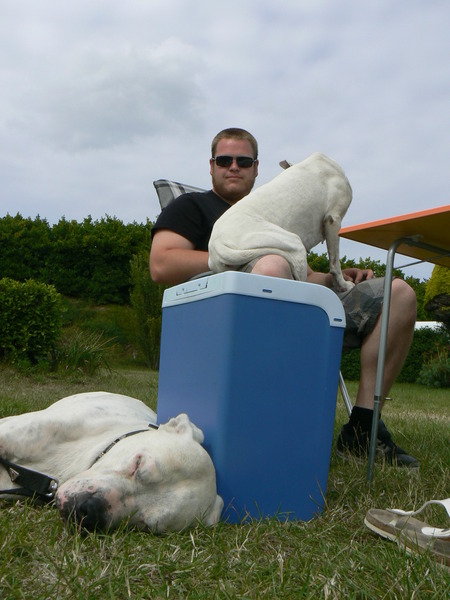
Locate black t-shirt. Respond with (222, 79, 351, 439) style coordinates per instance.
(151, 190, 231, 251)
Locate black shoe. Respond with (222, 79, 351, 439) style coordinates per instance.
(376, 420, 419, 468)
(337, 420, 419, 468)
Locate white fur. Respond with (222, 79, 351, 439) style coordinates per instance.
(0, 392, 223, 533)
(209, 152, 354, 292)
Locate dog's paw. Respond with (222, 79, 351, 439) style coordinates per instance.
(340, 280, 355, 292)
(333, 278, 355, 293)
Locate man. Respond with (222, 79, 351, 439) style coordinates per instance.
(150, 127, 418, 468)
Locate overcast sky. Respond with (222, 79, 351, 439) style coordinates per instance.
(1, 1, 448, 280)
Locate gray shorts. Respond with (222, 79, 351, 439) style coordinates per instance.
(337, 278, 385, 350)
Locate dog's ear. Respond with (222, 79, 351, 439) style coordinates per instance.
(162, 414, 205, 444)
(279, 160, 292, 170)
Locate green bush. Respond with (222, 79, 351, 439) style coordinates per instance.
(424, 265, 450, 327)
(339, 348, 361, 381)
(424, 265, 450, 305)
(0, 214, 51, 281)
(398, 326, 448, 383)
(417, 346, 450, 388)
(54, 330, 113, 376)
(59, 298, 141, 366)
(46, 216, 153, 304)
(340, 326, 449, 384)
(0, 214, 153, 304)
(0, 278, 63, 364)
(129, 250, 165, 369)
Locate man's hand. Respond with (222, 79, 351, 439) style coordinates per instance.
(342, 267, 374, 284)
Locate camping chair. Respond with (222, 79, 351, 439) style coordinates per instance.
(153, 178, 353, 417)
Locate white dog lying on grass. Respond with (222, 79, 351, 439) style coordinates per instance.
(0, 392, 223, 533)
(209, 152, 354, 293)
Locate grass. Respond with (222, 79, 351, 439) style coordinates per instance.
(0, 366, 448, 598)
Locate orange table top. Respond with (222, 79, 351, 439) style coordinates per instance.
(339, 205, 450, 268)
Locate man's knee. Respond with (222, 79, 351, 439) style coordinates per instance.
(250, 255, 293, 279)
(392, 278, 416, 307)
(391, 278, 417, 324)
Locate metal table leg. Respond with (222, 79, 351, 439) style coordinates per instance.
(366, 240, 398, 481)
(367, 235, 449, 481)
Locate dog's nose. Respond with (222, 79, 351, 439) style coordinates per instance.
(57, 492, 109, 531)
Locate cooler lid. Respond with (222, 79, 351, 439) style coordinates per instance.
(162, 272, 346, 328)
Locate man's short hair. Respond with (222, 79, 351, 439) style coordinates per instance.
(211, 128, 258, 159)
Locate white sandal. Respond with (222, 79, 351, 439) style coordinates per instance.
(364, 498, 450, 569)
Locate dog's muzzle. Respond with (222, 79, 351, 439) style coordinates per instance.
(57, 492, 110, 531)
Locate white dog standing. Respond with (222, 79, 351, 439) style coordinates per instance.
(209, 152, 354, 293)
(0, 392, 223, 533)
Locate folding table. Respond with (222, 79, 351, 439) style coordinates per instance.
(339, 204, 450, 481)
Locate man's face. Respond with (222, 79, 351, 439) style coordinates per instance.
(210, 138, 258, 204)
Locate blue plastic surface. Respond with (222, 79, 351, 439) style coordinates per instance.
(157, 272, 345, 522)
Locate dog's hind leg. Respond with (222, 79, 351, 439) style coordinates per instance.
(323, 213, 354, 292)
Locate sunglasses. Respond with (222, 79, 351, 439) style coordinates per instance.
(212, 155, 257, 168)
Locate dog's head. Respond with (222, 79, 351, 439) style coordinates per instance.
(55, 413, 223, 533)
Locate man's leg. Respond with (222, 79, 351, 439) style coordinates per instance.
(249, 255, 293, 279)
(355, 278, 416, 409)
(338, 278, 419, 467)
(247, 260, 419, 467)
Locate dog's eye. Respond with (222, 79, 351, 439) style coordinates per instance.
(134, 456, 163, 484)
(129, 455, 142, 477)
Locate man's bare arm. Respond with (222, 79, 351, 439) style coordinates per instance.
(150, 230, 210, 286)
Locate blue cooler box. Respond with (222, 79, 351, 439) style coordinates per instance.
(157, 272, 345, 522)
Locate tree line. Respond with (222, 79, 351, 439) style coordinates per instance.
(0, 213, 432, 312)
(2, 212, 447, 381)
(0, 213, 153, 305)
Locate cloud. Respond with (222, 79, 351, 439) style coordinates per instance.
(0, 0, 448, 280)
(7, 38, 205, 152)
